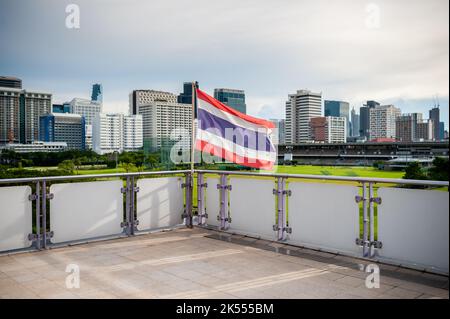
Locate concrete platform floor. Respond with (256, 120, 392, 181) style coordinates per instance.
(0, 227, 448, 299)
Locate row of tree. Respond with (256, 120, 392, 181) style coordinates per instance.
(403, 157, 449, 181)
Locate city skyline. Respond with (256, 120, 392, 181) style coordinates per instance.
(0, 0, 448, 129)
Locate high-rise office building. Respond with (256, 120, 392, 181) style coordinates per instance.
(214, 88, 247, 114)
(369, 105, 401, 140)
(439, 122, 445, 141)
(429, 106, 440, 141)
(269, 119, 286, 145)
(70, 98, 102, 149)
(92, 113, 143, 154)
(123, 115, 143, 152)
(359, 100, 380, 138)
(416, 119, 434, 141)
(285, 90, 322, 144)
(177, 82, 197, 104)
(350, 108, 360, 137)
(39, 113, 86, 150)
(52, 103, 71, 113)
(0, 76, 22, 89)
(130, 90, 192, 151)
(91, 84, 103, 103)
(0, 87, 52, 144)
(324, 100, 350, 136)
(310, 116, 347, 143)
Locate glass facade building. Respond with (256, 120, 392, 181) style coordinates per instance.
(324, 100, 350, 136)
(91, 83, 103, 102)
(214, 88, 246, 114)
(39, 113, 86, 150)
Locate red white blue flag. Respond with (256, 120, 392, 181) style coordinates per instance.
(195, 88, 277, 170)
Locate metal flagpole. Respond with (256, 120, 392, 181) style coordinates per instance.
(190, 81, 196, 172)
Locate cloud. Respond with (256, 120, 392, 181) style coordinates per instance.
(0, 0, 448, 128)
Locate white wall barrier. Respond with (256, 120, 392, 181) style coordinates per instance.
(50, 180, 124, 243)
(205, 177, 220, 227)
(377, 188, 449, 273)
(229, 178, 277, 240)
(287, 182, 360, 255)
(136, 177, 184, 230)
(0, 186, 32, 252)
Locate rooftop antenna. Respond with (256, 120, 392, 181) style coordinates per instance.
(436, 94, 440, 108)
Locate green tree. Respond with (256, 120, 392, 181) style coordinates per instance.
(58, 160, 75, 174)
(428, 157, 449, 181)
(403, 162, 428, 180)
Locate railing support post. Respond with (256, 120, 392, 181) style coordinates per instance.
(42, 180, 47, 249)
(125, 176, 131, 235)
(362, 182, 369, 257)
(130, 176, 136, 235)
(197, 173, 207, 226)
(218, 174, 230, 230)
(184, 173, 193, 228)
(369, 182, 375, 257)
(35, 181, 41, 250)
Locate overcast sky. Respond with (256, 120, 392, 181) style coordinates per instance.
(0, 0, 448, 128)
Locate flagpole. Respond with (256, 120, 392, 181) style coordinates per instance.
(190, 81, 196, 172)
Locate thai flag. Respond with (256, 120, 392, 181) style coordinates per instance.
(195, 88, 277, 170)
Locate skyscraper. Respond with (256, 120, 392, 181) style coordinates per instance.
(350, 108, 360, 137)
(310, 116, 347, 143)
(52, 103, 71, 113)
(92, 113, 143, 154)
(0, 76, 22, 89)
(369, 105, 401, 140)
(285, 90, 322, 144)
(324, 100, 350, 136)
(0, 87, 52, 144)
(359, 100, 380, 138)
(70, 98, 102, 149)
(91, 83, 103, 103)
(129, 90, 192, 151)
(429, 106, 440, 141)
(39, 113, 86, 150)
(214, 88, 247, 114)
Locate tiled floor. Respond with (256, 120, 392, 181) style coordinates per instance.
(0, 228, 448, 299)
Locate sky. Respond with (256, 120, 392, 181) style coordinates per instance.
(0, 0, 448, 128)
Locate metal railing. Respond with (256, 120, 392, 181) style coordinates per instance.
(1, 169, 448, 273)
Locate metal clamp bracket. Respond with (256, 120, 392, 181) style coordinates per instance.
(370, 240, 383, 249)
(46, 231, 54, 238)
(134, 187, 140, 193)
(198, 213, 208, 218)
(273, 225, 292, 233)
(282, 190, 292, 196)
(121, 221, 129, 228)
(47, 193, 54, 200)
(355, 195, 366, 203)
(355, 238, 371, 247)
(121, 187, 128, 194)
(217, 184, 232, 190)
(370, 197, 382, 204)
(28, 194, 39, 201)
(181, 182, 192, 188)
(217, 215, 231, 222)
(198, 182, 208, 188)
(28, 233, 40, 241)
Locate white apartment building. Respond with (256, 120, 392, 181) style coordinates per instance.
(129, 90, 192, 151)
(326, 117, 347, 143)
(123, 115, 143, 151)
(285, 90, 322, 144)
(369, 105, 401, 140)
(310, 116, 347, 143)
(1, 141, 67, 153)
(92, 113, 143, 154)
(70, 98, 102, 149)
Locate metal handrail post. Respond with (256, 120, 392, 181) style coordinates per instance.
(184, 173, 193, 228)
(197, 173, 205, 226)
(362, 182, 368, 257)
(369, 182, 375, 257)
(276, 177, 284, 240)
(125, 176, 131, 235)
(219, 174, 228, 230)
(42, 180, 47, 249)
(35, 181, 41, 250)
(130, 176, 136, 235)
